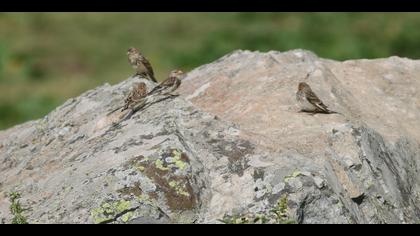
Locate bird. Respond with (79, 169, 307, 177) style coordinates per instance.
(105, 82, 148, 116)
(147, 69, 184, 97)
(121, 82, 148, 112)
(127, 47, 158, 83)
(296, 82, 337, 114)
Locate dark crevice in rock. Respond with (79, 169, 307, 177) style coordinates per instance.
(351, 193, 365, 205)
(98, 206, 141, 224)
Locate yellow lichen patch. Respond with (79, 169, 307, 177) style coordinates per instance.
(129, 148, 196, 212)
(284, 170, 304, 182)
(155, 159, 169, 171)
(169, 180, 191, 197)
(90, 199, 133, 224)
(142, 161, 197, 211)
(136, 165, 145, 172)
(125, 155, 148, 172)
(121, 211, 134, 222)
(172, 149, 188, 170)
(220, 195, 297, 224)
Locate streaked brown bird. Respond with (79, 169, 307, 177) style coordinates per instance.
(121, 82, 148, 112)
(296, 82, 335, 114)
(127, 47, 157, 83)
(147, 69, 184, 96)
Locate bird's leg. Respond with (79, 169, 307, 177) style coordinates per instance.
(298, 109, 316, 115)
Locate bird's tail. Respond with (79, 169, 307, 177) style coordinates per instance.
(314, 106, 343, 115)
(149, 74, 158, 83)
(106, 105, 124, 116)
(134, 72, 157, 83)
(146, 85, 163, 96)
(326, 110, 343, 115)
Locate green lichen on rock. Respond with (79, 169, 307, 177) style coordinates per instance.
(219, 195, 297, 224)
(136, 194, 152, 204)
(125, 155, 149, 173)
(284, 170, 304, 182)
(219, 213, 272, 224)
(90, 199, 133, 224)
(169, 180, 191, 197)
(219, 215, 251, 224)
(138, 148, 189, 174)
(172, 149, 188, 170)
(136, 165, 145, 172)
(90, 208, 113, 224)
(155, 159, 169, 171)
(121, 211, 134, 222)
(138, 147, 196, 212)
(270, 195, 296, 224)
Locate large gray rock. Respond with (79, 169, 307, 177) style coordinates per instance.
(1, 49, 420, 224)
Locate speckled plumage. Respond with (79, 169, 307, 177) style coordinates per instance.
(147, 69, 184, 96)
(127, 47, 157, 83)
(121, 82, 148, 112)
(296, 82, 332, 113)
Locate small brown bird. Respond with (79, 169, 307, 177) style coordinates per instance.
(147, 69, 184, 96)
(121, 82, 148, 112)
(127, 47, 157, 83)
(296, 82, 336, 114)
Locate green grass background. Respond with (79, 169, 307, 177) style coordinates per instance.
(1, 12, 419, 129)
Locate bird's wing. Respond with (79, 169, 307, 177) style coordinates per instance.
(150, 77, 176, 94)
(161, 77, 176, 87)
(147, 86, 161, 96)
(147, 82, 165, 96)
(122, 90, 147, 112)
(141, 58, 154, 76)
(306, 90, 329, 112)
(175, 78, 181, 88)
(141, 57, 157, 82)
(124, 89, 135, 103)
(122, 92, 134, 111)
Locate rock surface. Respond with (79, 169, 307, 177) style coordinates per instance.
(1, 49, 420, 224)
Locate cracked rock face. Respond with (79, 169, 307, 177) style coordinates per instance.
(1, 49, 420, 224)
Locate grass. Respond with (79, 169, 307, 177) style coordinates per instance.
(8, 191, 29, 224)
(1, 12, 420, 129)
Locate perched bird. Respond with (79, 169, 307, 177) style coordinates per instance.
(296, 82, 336, 114)
(121, 82, 148, 112)
(147, 69, 184, 97)
(127, 47, 157, 83)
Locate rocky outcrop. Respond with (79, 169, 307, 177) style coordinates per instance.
(1, 49, 420, 224)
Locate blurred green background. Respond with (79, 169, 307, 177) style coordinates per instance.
(0, 12, 419, 130)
